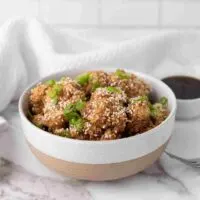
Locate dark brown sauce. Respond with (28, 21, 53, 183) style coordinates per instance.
(162, 76, 200, 99)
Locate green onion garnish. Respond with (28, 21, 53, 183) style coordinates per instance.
(75, 99, 86, 111)
(47, 90, 57, 98)
(47, 84, 62, 104)
(63, 103, 77, 119)
(106, 86, 121, 93)
(46, 79, 56, 86)
(115, 69, 131, 79)
(149, 103, 163, 118)
(75, 73, 90, 86)
(91, 81, 100, 92)
(64, 109, 80, 121)
(149, 104, 157, 118)
(131, 95, 149, 104)
(53, 84, 62, 94)
(59, 130, 71, 138)
(70, 117, 85, 131)
(159, 97, 168, 106)
(63, 100, 86, 132)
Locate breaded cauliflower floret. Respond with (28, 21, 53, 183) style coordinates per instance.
(150, 103, 169, 126)
(126, 96, 152, 134)
(43, 107, 66, 130)
(109, 69, 150, 98)
(43, 78, 85, 131)
(58, 77, 85, 107)
(69, 127, 88, 140)
(101, 129, 121, 140)
(83, 122, 102, 140)
(82, 87, 127, 140)
(30, 77, 85, 133)
(75, 71, 109, 95)
(31, 114, 44, 128)
(29, 84, 48, 114)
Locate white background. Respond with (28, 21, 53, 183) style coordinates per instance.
(1, 0, 199, 41)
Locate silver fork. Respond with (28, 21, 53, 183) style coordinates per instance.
(165, 152, 200, 168)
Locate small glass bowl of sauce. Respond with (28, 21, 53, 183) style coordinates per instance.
(162, 76, 200, 119)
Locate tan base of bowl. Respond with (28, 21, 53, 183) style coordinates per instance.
(28, 141, 168, 181)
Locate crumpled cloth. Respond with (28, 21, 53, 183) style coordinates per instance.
(1, 18, 200, 115)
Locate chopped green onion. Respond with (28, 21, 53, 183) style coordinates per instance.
(106, 86, 121, 93)
(149, 104, 157, 118)
(47, 90, 57, 98)
(52, 96, 58, 105)
(53, 84, 62, 94)
(46, 79, 56, 86)
(64, 100, 86, 120)
(149, 103, 163, 118)
(64, 111, 80, 121)
(115, 69, 131, 79)
(75, 99, 86, 111)
(64, 102, 81, 120)
(70, 117, 84, 131)
(59, 130, 71, 138)
(64, 102, 76, 112)
(153, 103, 163, 110)
(91, 81, 100, 92)
(64, 104, 76, 119)
(159, 97, 168, 106)
(63, 100, 85, 132)
(75, 73, 90, 86)
(131, 95, 149, 104)
(47, 84, 63, 104)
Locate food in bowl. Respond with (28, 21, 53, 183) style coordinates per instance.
(28, 69, 169, 141)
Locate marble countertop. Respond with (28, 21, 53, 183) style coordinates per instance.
(0, 103, 200, 200)
(1, 154, 199, 200)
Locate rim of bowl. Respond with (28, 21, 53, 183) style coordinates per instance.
(19, 67, 177, 145)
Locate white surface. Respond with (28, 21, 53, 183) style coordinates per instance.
(19, 68, 176, 164)
(162, 0, 200, 27)
(0, 0, 200, 29)
(0, 0, 38, 25)
(0, 0, 198, 28)
(101, 0, 158, 26)
(40, 0, 99, 25)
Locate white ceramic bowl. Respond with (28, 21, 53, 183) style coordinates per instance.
(19, 67, 177, 181)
